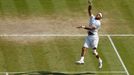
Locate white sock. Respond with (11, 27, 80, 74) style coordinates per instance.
(80, 56, 84, 61)
(99, 58, 102, 62)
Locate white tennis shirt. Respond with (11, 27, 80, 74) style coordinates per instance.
(89, 15, 101, 36)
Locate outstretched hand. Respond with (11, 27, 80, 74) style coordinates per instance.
(88, 0, 92, 5)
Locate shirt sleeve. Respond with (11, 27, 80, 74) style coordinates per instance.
(89, 15, 95, 25)
(91, 14, 94, 18)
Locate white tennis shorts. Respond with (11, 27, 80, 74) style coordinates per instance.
(83, 35, 99, 49)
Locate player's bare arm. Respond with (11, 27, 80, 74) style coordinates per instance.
(88, 0, 92, 17)
(88, 5, 92, 17)
(76, 1, 94, 30)
(84, 25, 96, 30)
(76, 25, 96, 30)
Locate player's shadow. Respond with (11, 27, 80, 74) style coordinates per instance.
(14, 71, 95, 75)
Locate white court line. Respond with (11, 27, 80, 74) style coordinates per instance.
(0, 71, 126, 74)
(48, 71, 126, 74)
(106, 34, 134, 37)
(108, 35, 130, 75)
(5, 72, 8, 75)
(0, 34, 134, 37)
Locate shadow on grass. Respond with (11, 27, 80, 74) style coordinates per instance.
(14, 71, 95, 75)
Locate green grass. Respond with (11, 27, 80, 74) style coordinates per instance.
(0, 0, 87, 17)
(0, 0, 133, 33)
(14, 0, 30, 17)
(39, 0, 55, 15)
(112, 36, 134, 75)
(0, 0, 17, 16)
(94, 0, 134, 34)
(0, 36, 126, 75)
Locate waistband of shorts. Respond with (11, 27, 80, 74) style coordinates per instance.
(88, 31, 94, 35)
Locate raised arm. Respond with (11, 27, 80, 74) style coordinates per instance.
(88, 5, 92, 17)
(88, 0, 92, 17)
(76, 0, 94, 30)
(77, 25, 96, 30)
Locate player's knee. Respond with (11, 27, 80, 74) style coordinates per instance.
(93, 47, 97, 50)
(93, 50, 98, 55)
(82, 47, 88, 50)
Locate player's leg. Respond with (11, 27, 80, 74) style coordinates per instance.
(76, 47, 88, 64)
(76, 37, 89, 64)
(93, 48, 102, 68)
(92, 37, 103, 68)
(81, 47, 88, 57)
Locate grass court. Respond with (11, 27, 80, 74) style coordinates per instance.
(0, 0, 134, 75)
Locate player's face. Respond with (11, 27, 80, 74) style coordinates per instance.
(95, 14, 102, 20)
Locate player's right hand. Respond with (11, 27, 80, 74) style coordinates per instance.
(88, 0, 92, 5)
